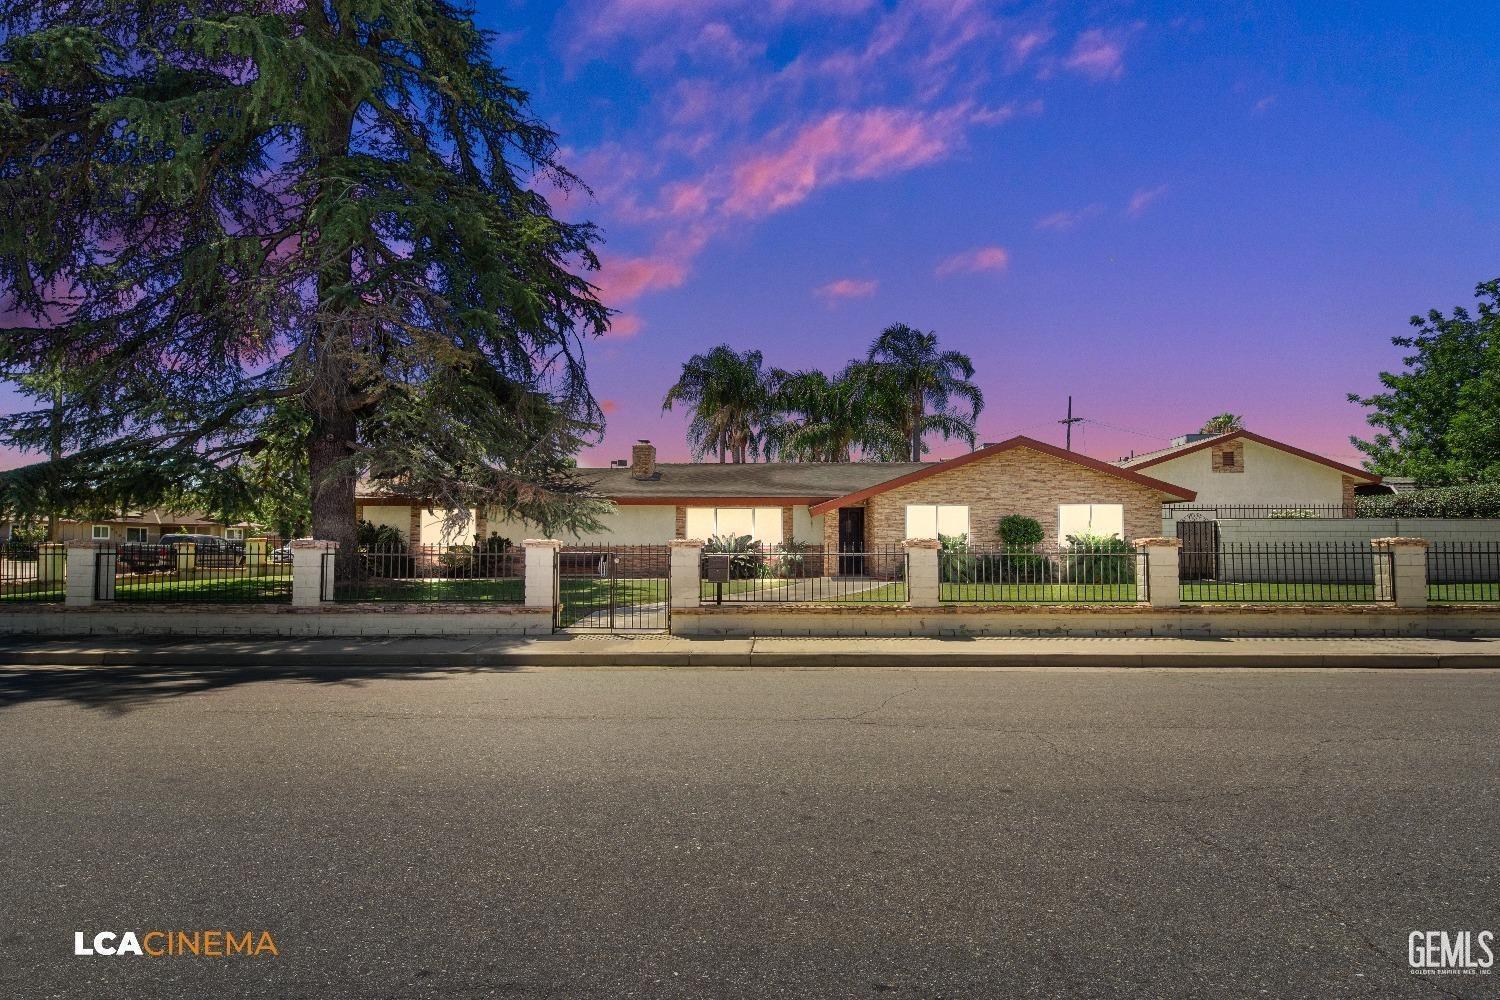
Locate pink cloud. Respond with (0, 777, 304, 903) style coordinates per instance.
(1064, 28, 1130, 80)
(724, 106, 966, 218)
(814, 278, 878, 301)
(600, 399, 620, 415)
(1008, 28, 1052, 67)
(936, 246, 1010, 277)
(1126, 183, 1168, 217)
(605, 313, 645, 339)
(594, 254, 687, 304)
(1035, 203, 1103, 232)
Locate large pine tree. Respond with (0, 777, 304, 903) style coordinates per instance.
(0, 0, 610, 561)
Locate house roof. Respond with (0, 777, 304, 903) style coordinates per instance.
(581, 461, 928, 504)
(807, 436, 1197, 515)
(57, 508, 227, 527)
(1116, 430, 1380, 483)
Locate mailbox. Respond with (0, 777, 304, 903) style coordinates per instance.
(702, 554, 731, 584)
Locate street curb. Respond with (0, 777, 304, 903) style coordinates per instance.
(1, 645, 1499, 670)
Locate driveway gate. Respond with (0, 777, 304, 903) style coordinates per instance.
(555, 545, 670, 631)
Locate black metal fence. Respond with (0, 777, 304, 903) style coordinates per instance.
(0, 541, 64, 603)
(332, 544, 525, 603)
(1179, 542, 1380, 603)
(100, 539, 292, 603)
(938, 544, 1141, 604)
(1427, 542, 1500, 603)
(1163, 504, 1356, 521)
(556, 544, 670, 629)
(699, 545, 908, 604)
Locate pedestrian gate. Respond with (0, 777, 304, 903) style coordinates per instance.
(555, 545, 670, 631)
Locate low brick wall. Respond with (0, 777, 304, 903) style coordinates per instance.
(0, 604, 554, 638)
(671, 603, 1500, 639)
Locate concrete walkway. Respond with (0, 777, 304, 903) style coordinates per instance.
(1, 634, 1498, 669)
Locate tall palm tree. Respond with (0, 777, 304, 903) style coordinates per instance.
(764, 365, 892, 462)
(863, 323, 984, 461)
(1201, 413, 1245, 434)
(661, 345, 771, 463)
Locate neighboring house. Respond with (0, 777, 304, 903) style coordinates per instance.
(1116, 430, 1381, 513)
(45, 510, 258, 544)
(357, 436, 1196, 551)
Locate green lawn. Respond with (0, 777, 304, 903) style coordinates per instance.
(940, 583, 1138, 603)
(0, 583, 64, 602)
(112, 573, 293, 602)
(1179, 582, 1374, 603)
(337, 577, 524, 603)
(700, 576, 908, 604)
(1428, 583, 1500, 603)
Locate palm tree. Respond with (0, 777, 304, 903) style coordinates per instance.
(662, 345, 771, 463)
(1201, 413, 1245, 434)
(764, 365, 890, 462)
(863, 323, 984, 461)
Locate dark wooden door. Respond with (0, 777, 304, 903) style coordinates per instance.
(838, 507, 866, 575)
(1176, 520, 1218, 579)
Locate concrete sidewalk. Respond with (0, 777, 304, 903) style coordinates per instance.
(1, 634, 1499, 669)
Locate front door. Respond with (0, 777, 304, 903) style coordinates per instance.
(837, 507, 866, 575)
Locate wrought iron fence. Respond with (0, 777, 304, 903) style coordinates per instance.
(938, 544, 1142, 604)
(1179, 542, 1379, 603)
(699, 545, 908, 604)
(1163, 503, 1356, 521)
(332, 544, 525, 602)
(0, 541, 64, 603)
(100, 539, 292, 603)
(556, 544, 670, 629)
(1427, 542, 1500, 603)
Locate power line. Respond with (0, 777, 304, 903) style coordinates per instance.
(1059, 395, 1084, 451)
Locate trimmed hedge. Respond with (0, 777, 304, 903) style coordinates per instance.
(1356, 483, 1500, 519)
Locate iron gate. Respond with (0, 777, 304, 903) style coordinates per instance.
(555, 545, 670, 631)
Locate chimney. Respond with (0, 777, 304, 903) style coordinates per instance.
(631, 440, 657, 480)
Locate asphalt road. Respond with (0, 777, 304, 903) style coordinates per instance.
(0, 663, 1496, 999)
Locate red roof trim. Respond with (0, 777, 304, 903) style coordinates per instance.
(609, 496, 830, 506)
(807, 436, 1197, 515)
(1125, 430, 1380, 482)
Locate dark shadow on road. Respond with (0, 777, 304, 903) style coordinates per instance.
(0, 660, 517, 715)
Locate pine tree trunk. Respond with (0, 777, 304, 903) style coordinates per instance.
(307, 404, 359, 567)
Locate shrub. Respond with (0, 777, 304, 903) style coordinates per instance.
(939, 533, 977, 583)
(704, 533, 764, 579)
(1060, 533, 1135, 584)
(1268, 508, 1318, 519)
(357, 519, 407, 549)
(769, 538, 815, 579)
(997, 515, 1044, 548)
(1356, 483, 1500, 519)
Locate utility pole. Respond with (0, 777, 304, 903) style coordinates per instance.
(1059, 395, 1084, 451)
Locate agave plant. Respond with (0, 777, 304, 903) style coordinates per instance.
(703, 533, 764, 579)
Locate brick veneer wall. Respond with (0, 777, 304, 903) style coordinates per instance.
(1341, 475, 1359, 515)
(863, 445, 1165, 547)
(1211, 438, 1245, 473)
(675, 506, 687, 538)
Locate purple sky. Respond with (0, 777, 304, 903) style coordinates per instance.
(5, 0, 1498, 470)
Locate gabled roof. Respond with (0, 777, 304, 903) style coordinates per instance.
(807, 436, 1196, 515)
(583, 461, 926, 503)
(1117, 430, 1380, 483)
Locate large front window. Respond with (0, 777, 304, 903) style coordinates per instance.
(904, 504, 969, 541)
(1057, 503, 1124, 542)
(685, 507, 784, 545)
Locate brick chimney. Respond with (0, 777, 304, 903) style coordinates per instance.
(631, 440, 657, 480)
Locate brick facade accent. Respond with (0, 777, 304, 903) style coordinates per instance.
(862, 445, 1164, 547)
(1211, 438, 1245, 473)
(408, 506, 422, 547)
(781, 506, 794, 542)
(674, 505, 687, 538)
(1341, 474, 1359, 515)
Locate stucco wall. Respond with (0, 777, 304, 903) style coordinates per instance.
(361, 504, 412, 541)
(864, 445, 1165, 547)
(1143, 440, 1348, 506)
(482, 504, 678, 546)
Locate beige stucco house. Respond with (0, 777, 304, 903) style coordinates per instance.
(357, 436, 1197, 552)
(1116, 430, 1381, 514)
(42, 510, 257, 544)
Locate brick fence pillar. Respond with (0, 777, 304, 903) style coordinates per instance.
(670, 539, 705, 610)
(1372, 537, 1428, 608)
(1133, 537, 1182, 608)
(903, 538, 941, 608)
(523, 539, 561, 611)
(64, 542, 101, 607)
(291, 539, 336, 607)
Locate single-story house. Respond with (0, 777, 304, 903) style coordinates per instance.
(1115, 430, 1381, 514)
(357, 436, 1197, 552)
(38, 510, 258, 544)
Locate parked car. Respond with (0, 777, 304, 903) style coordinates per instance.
(270, 543, 293, 565)
(117, 540, 172, 573)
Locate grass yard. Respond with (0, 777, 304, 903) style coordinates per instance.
(338, 576, 524, 603)
(1428, 583, 1500, 602)
(1178, 582, 1374, 603)
(939, 583, 1138, 603)
(112, 573, 294, 603)
(0, 583, 64, 602)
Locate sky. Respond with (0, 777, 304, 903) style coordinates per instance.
(4, 0, 1498, 470)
